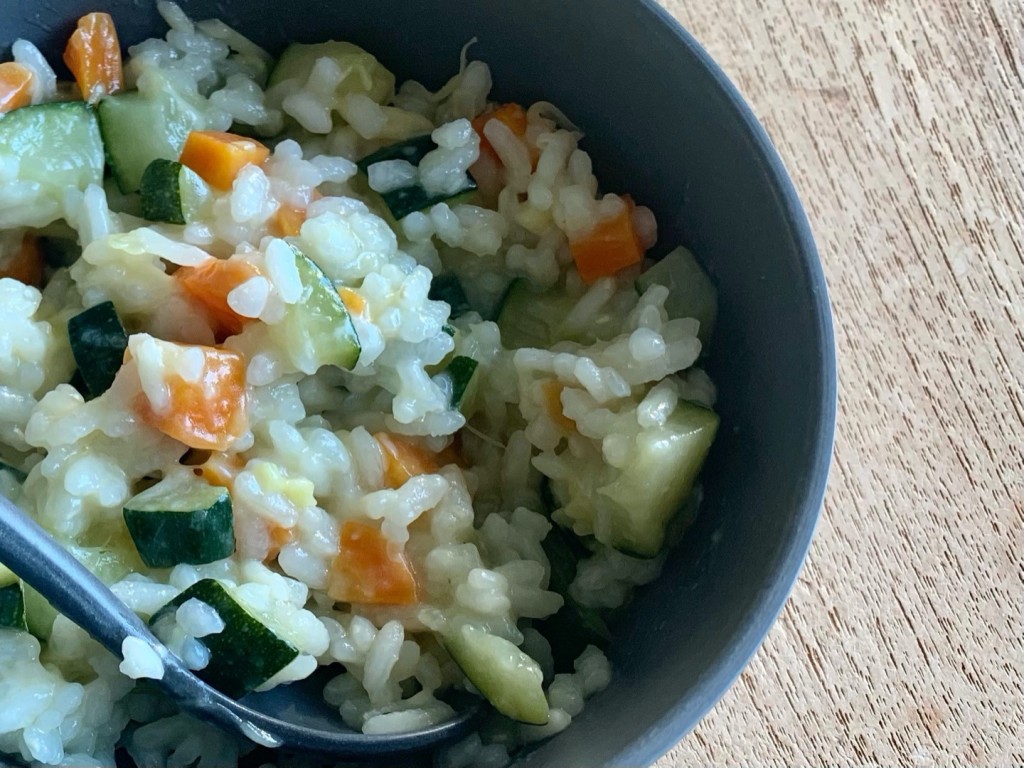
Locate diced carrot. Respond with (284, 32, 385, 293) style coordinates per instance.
(541, 380, 576, 431)
(269, 189, 321, 237)
(179, 131, 270, 190)
(338, 287, 366, 316)
(568, 199, 645, 284)
(193, 452, 245, 489)
(0, 234, 44, 287)
(175, 258, 261, 340)
(63, 12, 123, 104)
(472, 103, 528, 163)
(265, 523, 296, 561)
(375, 433, 447, 489)
(136, 345, 248, 452)
(269, 204, 306, 237)
(328, 520, 418, 605)
(0, 63, 34, 114)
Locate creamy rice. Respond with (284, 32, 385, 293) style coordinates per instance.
(0, 3, 719, 766)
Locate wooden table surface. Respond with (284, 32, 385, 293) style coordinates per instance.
(652, 1, 1024, 765)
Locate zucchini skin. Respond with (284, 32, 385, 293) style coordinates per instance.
(151, 579, 299, 699)
(67, 301, 129, 400)
(123, 492, 235, 568)
(0, 583, 27, 631)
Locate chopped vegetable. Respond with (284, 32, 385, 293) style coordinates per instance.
(123, 474, 235, 568)
(151, 579, 299, 698)
(0, 234, 43, 287)
(268, 202, 304, 237)
(175, 258, 261, 339)
(497, 279, 616, 349)
(445, 623, 549, 725)
(541, 380, 575, 431)
(134, 341, 248, 452)
(428, 273, 471, 319)
(0, 583, 26, 631)
(266, 523, 295, 561)
(358, 134, 478, 220)
(179, 130, 270, 190)
(0, 103, 105, 227)
(0, 62, 34, 114)
(268, 41, 395, 113)
(67, 301, 129, 399)
(271, 248, 361, 372)
(98, 74, 205, 192)
(337, 286, 366, 316)
(328, 520, 418, 605)
(569, 200, 645, 284)
(63, 12, 123, 104)
(140, 159, 212, 225)
(375, 433, 446, 489)
(635, 246, 718, 347)
(471, 103, 528, 164)
(378, 177, 477, 221)
(435, 356, 481, 415)
(556, 400, 719, 557)
(356, 134, 434, 174)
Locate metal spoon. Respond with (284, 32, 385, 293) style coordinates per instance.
(0, 494, 479, 758)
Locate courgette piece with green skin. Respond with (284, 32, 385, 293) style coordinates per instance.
(67, 301, 129, 400)
(378, 179, 478, 222)
(0, 583, 27, 631)
(444, 623, 549, 725)
(139, 159, 212, 225)
(496, 279, 620, 349)
(0, 103, 105, 228)
(428, 273, 471, 319)
(150, 579, 299, 699)
(97, 78, 205, 193)
(272, 247, 361, 372)
(268, 41, 395, 107)
(557, 400, 720, 558)
(434, 355, 481, 415)
(356, 134, 434, 173)
(358, 135, 478, 220)
(635, 246, 718, 348)
(123, 474, 235, 569)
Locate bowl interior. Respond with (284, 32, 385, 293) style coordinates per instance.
(2, 1, 836, 765)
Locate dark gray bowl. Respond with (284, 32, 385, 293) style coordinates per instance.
(3, 1, 836, 765)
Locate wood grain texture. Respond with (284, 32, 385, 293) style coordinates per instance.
(653, 0, 1024, 765)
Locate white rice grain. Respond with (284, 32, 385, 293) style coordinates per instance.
(119, 638, 165, 680)
(367, 159, 419, 193)
(265, 239, 303, 303)
(175, 598, 225, 638)
(227, 275, 271, 318)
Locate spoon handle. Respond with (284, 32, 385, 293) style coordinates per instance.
(0, 494, 153, 657)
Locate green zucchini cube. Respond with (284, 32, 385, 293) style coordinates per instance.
(123, 475, 235, 568)
(151, 579, 299, 699)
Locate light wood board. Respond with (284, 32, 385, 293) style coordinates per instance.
(654, 0, 1024, 765)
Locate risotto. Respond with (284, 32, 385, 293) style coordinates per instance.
(0, 4, 720, 766)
